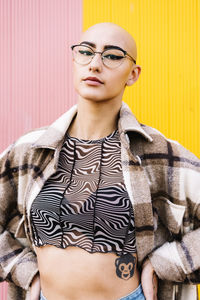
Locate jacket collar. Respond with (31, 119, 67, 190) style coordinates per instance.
(31, 105, 78, 149)
(118, 102, 153, 142)
(32, 102, 153, 150)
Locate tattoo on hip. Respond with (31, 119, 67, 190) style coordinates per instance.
(115, 253, 136, 280)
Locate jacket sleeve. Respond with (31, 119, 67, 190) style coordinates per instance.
(0, 145, 39, 290)
(148, 142, 200, 283)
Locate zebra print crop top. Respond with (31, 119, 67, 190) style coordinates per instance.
(30, 130, 136, 255)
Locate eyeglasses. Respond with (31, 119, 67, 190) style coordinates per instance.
(71, 44, 136, 69)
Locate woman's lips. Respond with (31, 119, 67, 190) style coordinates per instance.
(83, 77, 103, 86)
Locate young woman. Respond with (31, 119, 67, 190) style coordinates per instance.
(31, 22, 148, 300)
(1, 23, 200, 300)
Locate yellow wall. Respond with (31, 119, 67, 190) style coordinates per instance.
(83, 1, 200, 297)
(83, 0, 200, 157)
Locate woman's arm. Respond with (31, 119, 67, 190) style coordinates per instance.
(0, 145, 38, 291)
(141, 258, 158, 300)
(30, 273, 41, 300)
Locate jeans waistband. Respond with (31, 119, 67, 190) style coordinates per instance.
(40, 284, 145, 300)
(119, 284, 145, 300)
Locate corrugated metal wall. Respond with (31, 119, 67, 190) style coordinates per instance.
(0, 0, 200, 298)
(83, 0, 200, 157)
(83, 1, 199, 297)
(0, 0, 82, 297)
(0, 0, 82, 153)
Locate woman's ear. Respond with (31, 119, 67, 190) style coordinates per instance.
(126, 65, 141, 86)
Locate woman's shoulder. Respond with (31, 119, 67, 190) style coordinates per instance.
(14, 126, 49, 148)
(0, 126, 49, 162)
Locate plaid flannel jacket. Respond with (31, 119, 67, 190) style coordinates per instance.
(0, 102, 200, 300)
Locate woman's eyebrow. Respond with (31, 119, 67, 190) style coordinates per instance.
(104, 45, 125, 52)
(80, 41, 125, 52)
(80, 41, 96, 48)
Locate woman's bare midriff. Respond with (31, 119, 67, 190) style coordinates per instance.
(35, 245, 140, 300)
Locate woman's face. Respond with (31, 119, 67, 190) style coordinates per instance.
(72, 24, 139, 104)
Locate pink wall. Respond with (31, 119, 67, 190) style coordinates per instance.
(0, 0, 82, 152)
(0, 0, 82, 297)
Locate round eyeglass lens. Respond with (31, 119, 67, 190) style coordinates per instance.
(102, 49, 125, 68)
(72, 45, 94, 65)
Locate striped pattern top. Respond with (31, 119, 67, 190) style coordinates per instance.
(30, 130, 136, 255)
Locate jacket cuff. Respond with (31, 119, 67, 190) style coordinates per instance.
(148, 241, 187, 282)
(10, 248, 38, 290)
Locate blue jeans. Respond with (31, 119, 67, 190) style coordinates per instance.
(119, 284, 145, 300)
(40, 284, 145, 300)
(40, 291, 46, 300)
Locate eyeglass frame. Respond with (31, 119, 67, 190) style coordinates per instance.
(71, 44, 136, 67)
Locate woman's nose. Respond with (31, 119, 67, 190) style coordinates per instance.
(89, 53, 103, 72)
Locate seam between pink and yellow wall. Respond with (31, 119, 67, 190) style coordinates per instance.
(83, 0, 200, 157)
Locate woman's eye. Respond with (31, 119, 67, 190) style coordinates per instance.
(79, 50, 93, 56)
(104, 54, 124, 60)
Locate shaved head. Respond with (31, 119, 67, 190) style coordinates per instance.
(72, 22, 141, 104)
(80, 22, 137, 62)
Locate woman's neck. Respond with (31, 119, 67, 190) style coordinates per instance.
(68, 98, 122, 140)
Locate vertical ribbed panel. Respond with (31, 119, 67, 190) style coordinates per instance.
(0, 0, 82, 152)
(83, 0, 200, 297)
(0, 0, 82, 297)
(0, 283, 7, 300)
(83, 0, 200, 157)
